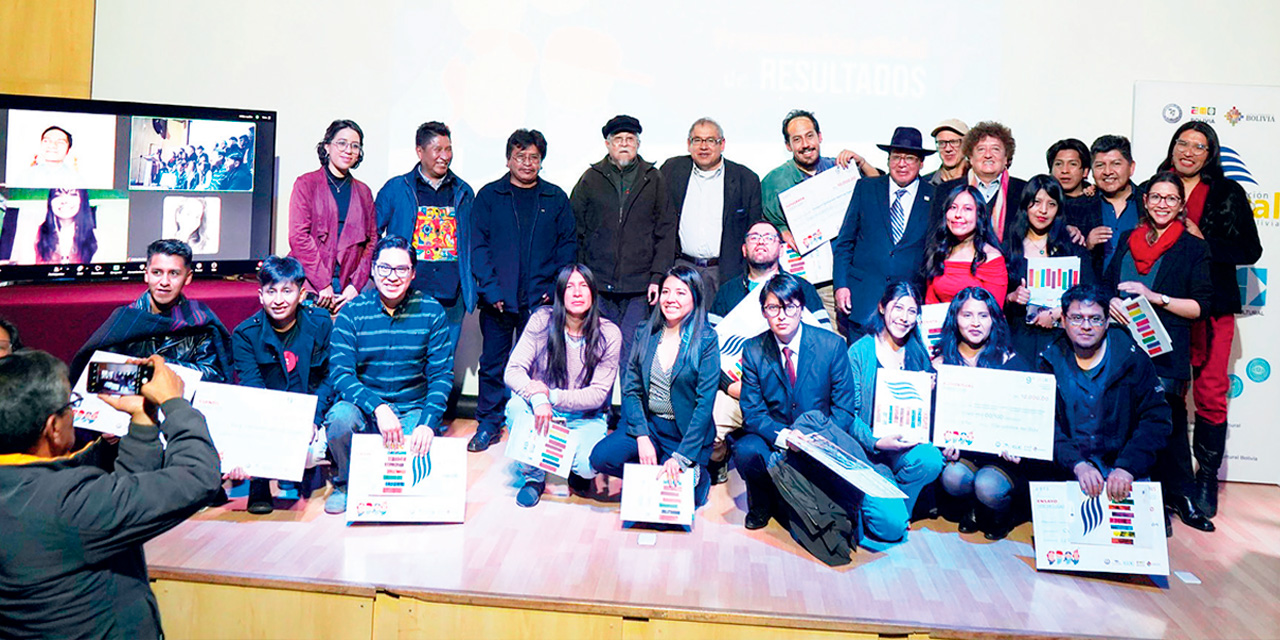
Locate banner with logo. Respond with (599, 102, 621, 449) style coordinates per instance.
(1133, 81, 1279, 485)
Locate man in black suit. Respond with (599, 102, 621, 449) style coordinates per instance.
(931, 121, 1026, 243)
(734, 273, 861, 530)
(832, 126, 937, 339)
(660, 118, 763, 295)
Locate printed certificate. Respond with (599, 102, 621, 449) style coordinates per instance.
(933, 365, 1057, 460)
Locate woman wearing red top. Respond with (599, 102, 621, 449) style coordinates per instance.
(1151, 122, 1262, 519)
(287, 120, 378, 314)
(923, 184, 1007, 304)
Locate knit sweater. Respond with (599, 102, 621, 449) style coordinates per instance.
(503, 306, 622, 414)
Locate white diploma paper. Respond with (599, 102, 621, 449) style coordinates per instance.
(620, 463, 695, 526)
(916, 303, 948, 354)
(872, 369, 933, 444)
(932, 365, 1057, 461)
(780, 242, 834, 285)
(505, 416, 579, 479)
(1119, 296, 1173, 358)
(346, 435, 467, 524)
(72, 351, 202, 436)
(1025, 256, 1081, 306)
(191, 382, 317, 482)
(778, 166, 858, 254)
(1029, 481, 1169, 576)
(786, 431, 907, 499)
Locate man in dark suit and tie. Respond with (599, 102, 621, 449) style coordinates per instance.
(832, 126, 937, 340)
(734, 273, 873, 531)
(660, 118, 764, 295)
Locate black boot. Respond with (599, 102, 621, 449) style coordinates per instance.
(1166, 495, 1215, 532)
(1192, 416, 1227, 518)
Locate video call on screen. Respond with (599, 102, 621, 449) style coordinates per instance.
(0, 96, 275, 281)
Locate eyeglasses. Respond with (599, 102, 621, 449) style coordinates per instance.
(330, 139, 362, 153)
(374, 263, 412, 279)
(689, 137, 722, 147)
(1066, 314, 1107, 328)
(763, 303, 803, 318)
(57, 391, 83, 415)
(1147, 193, 1183, 206)
(609, 134, 638, 146)
(1175, 139, 1209, 155)
(510, 153, 541, 166)
(745, 232, 779, 244)
(935, 139, 962, 149)
(888, 153, 920, 165)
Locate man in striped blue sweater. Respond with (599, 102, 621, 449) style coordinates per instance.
(323, 236, 455, 514)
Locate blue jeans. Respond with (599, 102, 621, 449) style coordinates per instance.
(325, 400, 423, 487)
(941, 459, 1016, 512)
(860, 444, 944, 544)
(507, 396, 608, 484)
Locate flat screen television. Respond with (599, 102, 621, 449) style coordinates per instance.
(0, 93, 276, 283)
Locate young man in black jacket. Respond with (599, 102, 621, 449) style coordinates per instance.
(230, 256, 332, 513)
(0, 352, 220, 639)
(1039, 285, 1171, 520)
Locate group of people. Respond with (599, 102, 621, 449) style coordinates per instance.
(137, 133, 254, 191)
(0, 109, 1263, 634)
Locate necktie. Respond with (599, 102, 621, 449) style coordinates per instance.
(782, 346, 797, 386)
(890, 188, 908, 244)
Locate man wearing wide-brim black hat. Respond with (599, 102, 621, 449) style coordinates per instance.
(831, 126, 938, 340)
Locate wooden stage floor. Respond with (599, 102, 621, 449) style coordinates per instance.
(145, 420, 1280, 640)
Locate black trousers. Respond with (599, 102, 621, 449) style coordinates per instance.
(474, 305, 534, 433)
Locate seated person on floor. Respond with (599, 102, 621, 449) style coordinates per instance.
(505, 264, 621, 508)
(72, 239, 232, 382)
(0, 352, 220, 639)
(706, 220, 830, 484)
(589, 266, 719, 508)
(933, 286, 1033, 540)
(323, 236, 455, 516)
(843, 281, 945, 542)
(229, 256, 334, 515)
(1039, 284, 1171, 507)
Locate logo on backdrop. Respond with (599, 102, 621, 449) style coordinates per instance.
(1221, 147, 1258, 185)
(1162, 103, 1183, 124)
(1237, 266, 1266, 311)
(1246, 358, 1271, 384)
(1228, 374, 1244, 398)
(1226, 106, 1243, 126)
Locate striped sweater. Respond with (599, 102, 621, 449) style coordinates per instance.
(330, 288, 454, 432)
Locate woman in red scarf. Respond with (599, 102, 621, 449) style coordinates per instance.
(1104, 171, 1213, 535)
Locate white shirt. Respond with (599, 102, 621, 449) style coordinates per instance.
(678, 163, 725, 260)
(772, 323, 804, 449)
(888, 177, 920, 234)
(973, 171, 1000, 203)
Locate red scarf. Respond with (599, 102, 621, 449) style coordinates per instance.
(1128, 219, 1184, 275)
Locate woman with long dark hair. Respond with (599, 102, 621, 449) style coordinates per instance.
(1003, 175, 1095, 359)
(34, 188, 97, 264)
(924, 184, 1007, 304)
(589, 265, 720, 507)
(1105, 171, 1213, 534)
(844, 280, 944, 539)
(504, 264, 622, 507)
(1154, 121, 1262, 518)
(287, 119, 378, 313)
(934, 286, 1029, 539)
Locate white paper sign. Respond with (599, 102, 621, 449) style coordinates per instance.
(786, 431, 907, 499)
(1025, 256, 1081, 307)
(872, 369, 933, 444)
(620, 463, 695, 526)
(1119, 296, 1173, 358)
(505, 416, 579, 479)
(916, 303, 948, 354)
(933, 365, 1057, 461)
(191, 382, 317, 482)
(780, 242, 834, 285)
(1030, 481, 1169, 576)
(72, 351, 202, 436)
(778, 166, 858, 254)
(346, 435, 467, 524)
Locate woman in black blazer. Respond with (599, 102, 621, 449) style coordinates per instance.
(1003, 175, 1095, 361)
(1104, 171, 1213, 533)
(590, 265, 720, 507)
